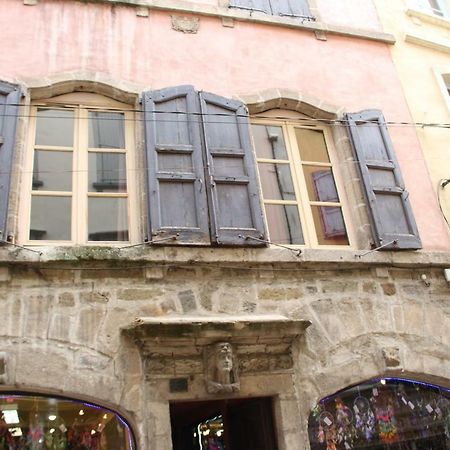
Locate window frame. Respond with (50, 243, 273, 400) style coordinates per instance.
(20, 93, 138, 246)
(251, 112, 355, 249)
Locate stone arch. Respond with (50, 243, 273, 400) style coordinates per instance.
(296, 331, 450, 412)
(236, 88, 345, 119)
(19, 71, 144, 105)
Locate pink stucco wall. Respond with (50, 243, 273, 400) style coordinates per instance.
(1, 0, 448, 250)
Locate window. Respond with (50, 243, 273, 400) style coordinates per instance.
(228, 0, 313, 20)
(251, 116, 350, 247)
(0, 392, 135, 448)
(427, 0, 447, 16)
(414, 0, 449, 16)
(22, 93, 137, 245)
(308, 377, 450, 450)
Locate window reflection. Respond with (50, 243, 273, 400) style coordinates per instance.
(0, 394, 134, 449)
(89, 112, 125, 149)
(308, 378, 450, 450)
(88, 198, 129, 241)
(88, 153, 127, 193)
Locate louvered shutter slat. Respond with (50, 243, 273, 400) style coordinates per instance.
(346, 110, 422, 250)
(143, 86, 210, 245)
(199, 92, 267, 246)
(0, 82, 21, 241)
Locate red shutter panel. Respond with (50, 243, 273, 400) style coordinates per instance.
(142, 86, 210, 245)
(199, 92, 267, 246)
(346, 110, 422, 250)
(0, 82, 21, 241)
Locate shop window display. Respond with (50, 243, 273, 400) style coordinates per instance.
(308, 378, 450, 450)
(0, 393, 134, 449)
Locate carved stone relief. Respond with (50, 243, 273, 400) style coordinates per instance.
(204, 342, 240, 394)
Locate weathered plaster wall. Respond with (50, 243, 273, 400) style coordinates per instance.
(0, 0, 448, 250)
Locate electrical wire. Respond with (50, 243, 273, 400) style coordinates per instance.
(437, 178, 450, 230)
(2, 109, 450, 129)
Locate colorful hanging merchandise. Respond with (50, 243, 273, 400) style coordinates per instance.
(318, 411, 337, 450)
(334, 398, 356, 449)
(371, 389, 398, 444)
(353, 396, 376, 443)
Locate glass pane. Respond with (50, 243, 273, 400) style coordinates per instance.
(88, 112, 125, 149)
(33, 150, 72, 191)
(258, 162, 296, 201)
(0, 393, 134, 449)
(88, 197, 129, 241)
(36, 109, 74, 147)
(88, 153, 127, 193)
(265, 204, 304, 244)
(308, 378, 450, 450)
(303, 166, 339, 202)
(30, 196, 71, 240)
(311, 205, 349, 245)
(251, 124, 288, 160)
(295, 128, 329, 163)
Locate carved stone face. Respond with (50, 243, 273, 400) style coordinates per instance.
(216, 343, 233, 373)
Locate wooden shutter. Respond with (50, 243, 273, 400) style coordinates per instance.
(270, 0, 311, 17)
(346, 110, 422, 250)
(142, 86, 210, 245)
(199, 92, 267, 246)
(0, 82, 21, 241)
(228, 0, 272, 14)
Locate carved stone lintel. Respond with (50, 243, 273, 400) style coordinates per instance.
(204, 342, 240, 394)
(171, 16, 200, 34)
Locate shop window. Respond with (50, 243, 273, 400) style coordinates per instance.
(251, 119, 351, 247)
(170, 397, 277, 450)
(0, 392, 135, 449)
(21, 92, 137, 245)
(308, 377, 450, 450)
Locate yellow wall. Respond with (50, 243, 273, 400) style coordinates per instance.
(374, 0, 450, 238)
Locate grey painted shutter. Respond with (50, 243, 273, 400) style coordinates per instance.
(143, 86, 210, 245)
(0, 82, 21, 241)
(199, 92, 267, 246)
(228, 0, 272, 14)
(270, 0, 311, 17)
(346, 110, 422, 250)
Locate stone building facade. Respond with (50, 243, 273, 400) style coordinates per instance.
(0, 0, 449, 449)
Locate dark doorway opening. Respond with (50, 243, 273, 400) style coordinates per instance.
(170, 397, 278, 450)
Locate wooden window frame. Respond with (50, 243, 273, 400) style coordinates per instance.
(251, 115, 354, 249)
(19, 93, 138, 246)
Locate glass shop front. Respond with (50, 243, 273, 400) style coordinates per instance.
(308, 378, 450, 450)
(0, 393, 135, 450)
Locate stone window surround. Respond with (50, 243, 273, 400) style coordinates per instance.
(22, 0, 396, 44)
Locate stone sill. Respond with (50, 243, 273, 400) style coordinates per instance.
(1, 244, 450, 269)
(30, 0, 395, 44)
(406, 8, 450, 30)
(405, 31, 450, 53)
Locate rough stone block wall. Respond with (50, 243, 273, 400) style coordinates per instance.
(0, 256, 449, 449)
